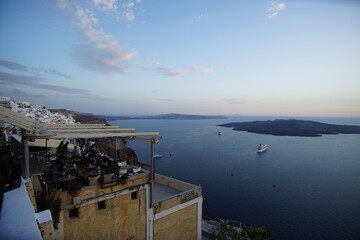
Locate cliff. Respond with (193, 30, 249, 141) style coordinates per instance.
(49, 109, 107, 125)
(49, 109, 122, 156)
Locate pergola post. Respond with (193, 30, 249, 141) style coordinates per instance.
(21, 129, 30, 179)
(45, 138, 48, 161)
(115, 137, 118, 161)
(150, 137, 155, 207)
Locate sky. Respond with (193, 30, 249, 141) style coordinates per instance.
(0, 0, 359, 117)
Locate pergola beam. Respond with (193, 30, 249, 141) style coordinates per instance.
(47, 128, 136, 133)
(39, 124, 116, 129)
(0, 105, 38, 132)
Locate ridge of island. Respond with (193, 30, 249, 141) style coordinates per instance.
(217, 119, 360, 137)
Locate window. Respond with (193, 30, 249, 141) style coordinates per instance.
(98, 200, 106, 210)
(131, 191, 138, 200)
(69, 208, 79, 219)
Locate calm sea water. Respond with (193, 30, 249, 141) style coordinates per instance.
(110, 117, 360, 240)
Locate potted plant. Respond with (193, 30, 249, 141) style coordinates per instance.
(88, 173, 100, 185)
(68, 181, 82, 197)
(103, 167, 114, 182)
(119, 174, 128, 185)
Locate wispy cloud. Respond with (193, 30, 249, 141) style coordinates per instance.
(0, 71, 91, 95)
(197, 14, 209, 20)
(122, 0, 142, 21)
(223, 98, 248, 105)
(31, 67, 72, 79)
(267, 2, 286, 18)
(190, 66, 214, 76)
(71, 5, 136, 74)
(149, 60, 160, 65)
(157, 67, 184, 77)
(124, 10, 135, 21)
(0, 59, 71, 79)
(157, 98, 174, 102)
(188, 13, 209, 23)
(0, 59, 28, 72)
(93, 0, 118, 11)
(92, 0, 141, 22)
(0, 71, 119, 101)
(0, 89, 49, 99)
(55, 1, 138, 75)
(56, 0, 67, 9)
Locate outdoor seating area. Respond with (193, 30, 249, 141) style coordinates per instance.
(38, 145, 147, 194)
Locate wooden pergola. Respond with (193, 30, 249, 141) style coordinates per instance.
(0, 105, 161, 205)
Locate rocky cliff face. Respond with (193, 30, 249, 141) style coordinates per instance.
(49, 109, 124, 155)
(49, 109, 107, 125)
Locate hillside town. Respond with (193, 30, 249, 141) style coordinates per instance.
(0, 96, 76, 126)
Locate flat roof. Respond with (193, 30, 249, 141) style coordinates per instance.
(0, 178, 42, 240)
(153, 183, 182, 203)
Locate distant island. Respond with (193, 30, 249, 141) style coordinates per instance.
(96, 113, 227, 120)
(49, 110, 227, 121)
(218, 119, 360, 137)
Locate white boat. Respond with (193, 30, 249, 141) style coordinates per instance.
(256, 144, 267, 153)
(153, 154, 162, 159)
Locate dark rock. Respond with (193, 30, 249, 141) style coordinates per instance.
(218, 119, 360, 137)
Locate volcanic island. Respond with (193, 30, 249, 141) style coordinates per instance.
(217, 119, 360, 137)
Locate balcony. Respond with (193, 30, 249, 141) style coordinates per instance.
(153, 174, 202, 214)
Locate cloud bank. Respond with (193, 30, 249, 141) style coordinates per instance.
(0, 71, 116, 101)
(0, 59, 71, 79)
(0, 59, 28, 72)
(0, 71, 90, 95)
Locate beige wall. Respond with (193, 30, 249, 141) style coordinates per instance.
(60, 173, 149, 206)
(153, 188, 202, 214)
(57, 173, 201, 240)
(154, 203, 198, 240)
(62, 189, 147, 240)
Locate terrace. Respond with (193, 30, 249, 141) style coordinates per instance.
(1, 104, 203, 239)
(32, 149, 201, 209)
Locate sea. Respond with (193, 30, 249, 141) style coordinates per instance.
(109, 116, 360, 240)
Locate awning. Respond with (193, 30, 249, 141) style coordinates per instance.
(12, 134, 74, 149)
(1, 105, 161, 142)
(0, 105, 38, 132)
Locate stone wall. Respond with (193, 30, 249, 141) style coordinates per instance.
(62, 189, 147, 240)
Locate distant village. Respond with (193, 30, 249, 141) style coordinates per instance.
(0, 96, 76, 125)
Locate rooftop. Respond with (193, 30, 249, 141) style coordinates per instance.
(0, 178, 42, 240)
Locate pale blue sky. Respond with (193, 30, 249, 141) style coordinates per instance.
(0, 0, 359, 116)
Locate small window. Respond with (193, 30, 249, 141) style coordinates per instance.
(69, 208, 79, 219)
(131, 191, 138, 200)
(98, 200, 106, 210)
